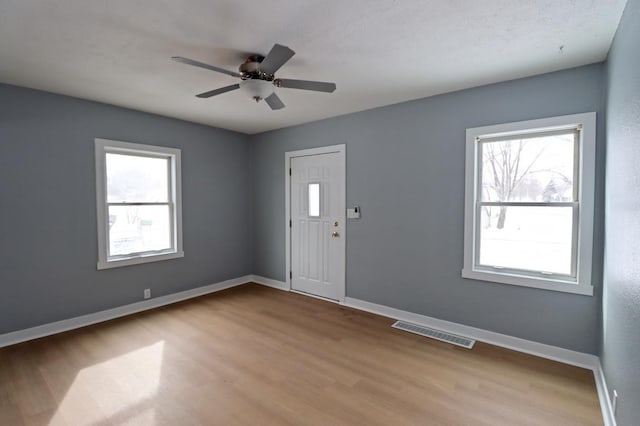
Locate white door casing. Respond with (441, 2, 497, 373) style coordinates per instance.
(285, 145, 345, 302)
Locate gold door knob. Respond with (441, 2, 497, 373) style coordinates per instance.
(331, 231, 340, 238)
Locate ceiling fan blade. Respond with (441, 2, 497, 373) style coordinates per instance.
(259, 44, 295, 75)
(196, 84, 240, 98)
(264, 92, 285, 110)
(172, 56, 241, 78)
(275, 78, 336, 93)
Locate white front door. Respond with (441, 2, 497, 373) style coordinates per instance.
(289, 148, 345, 301)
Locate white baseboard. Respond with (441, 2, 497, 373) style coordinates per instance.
(1, 275, 613, 425)
(594, 361, 616, 426)
(244, 282, 601, 370)
(0, 275, 252, 348)
(249, 275, 289, 291)
(343, 296, 615, 424)
(344, 297, 598, 369)
(249, 276, 340, 303)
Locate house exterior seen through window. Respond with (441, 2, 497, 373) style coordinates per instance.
(95, 139, 183, 269)
(462, 113, 595, 296)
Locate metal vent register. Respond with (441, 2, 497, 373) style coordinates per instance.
(392, 321, 475, 349)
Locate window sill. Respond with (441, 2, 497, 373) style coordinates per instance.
(461, 268, 593, 296)
(97, 251, 184, 270)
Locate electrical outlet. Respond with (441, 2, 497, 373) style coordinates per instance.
(612, 389, 618, 416)
(144, 288, 151, 299)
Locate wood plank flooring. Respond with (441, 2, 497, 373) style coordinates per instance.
(0, 283, 602, 425)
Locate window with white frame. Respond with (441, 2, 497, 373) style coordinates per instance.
(462, 113, 595, 296)
(95, 139, 183, 269)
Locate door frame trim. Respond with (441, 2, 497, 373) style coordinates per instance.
(285, 144, 346, 303)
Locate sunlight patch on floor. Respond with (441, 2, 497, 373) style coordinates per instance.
(48, 341, 164, 425)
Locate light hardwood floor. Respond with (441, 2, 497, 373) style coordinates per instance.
(0, 283, 602, 425)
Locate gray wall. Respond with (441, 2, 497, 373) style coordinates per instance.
(0, 84, 252, 334)
(252, 64, 605, 354)
(602, 0, 640, 424)
(0, 63, 609, 356)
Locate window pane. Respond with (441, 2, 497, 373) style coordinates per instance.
(108, 205, 172, 256)
(308, 183, 320, 217)
(106, 153, 169, 202)
(481, 132, 575, 202)
(478, 206, 573, 275)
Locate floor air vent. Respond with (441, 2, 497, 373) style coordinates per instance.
(392, 321, 475, 349)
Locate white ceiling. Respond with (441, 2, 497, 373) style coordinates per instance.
(0, 1, 627, 134)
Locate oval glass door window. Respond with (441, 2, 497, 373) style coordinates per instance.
(308, 183, 320, 217)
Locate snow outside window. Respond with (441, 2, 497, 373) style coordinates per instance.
(462, 113, 595, 296)
(95, 139, 183, 269)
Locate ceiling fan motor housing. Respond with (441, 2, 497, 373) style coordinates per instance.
(239, 55, 273, 81)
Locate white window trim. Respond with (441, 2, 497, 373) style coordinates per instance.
(95, 138, 184, 270)
(462, 113, 595, 296)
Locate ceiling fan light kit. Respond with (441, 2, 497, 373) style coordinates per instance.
(172, 43, 336, 110)
(240, 79, 274, 102)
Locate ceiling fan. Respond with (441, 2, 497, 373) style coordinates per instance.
(172, 43, 336, 110)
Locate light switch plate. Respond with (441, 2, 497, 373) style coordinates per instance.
(347, 206, 361, 219)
